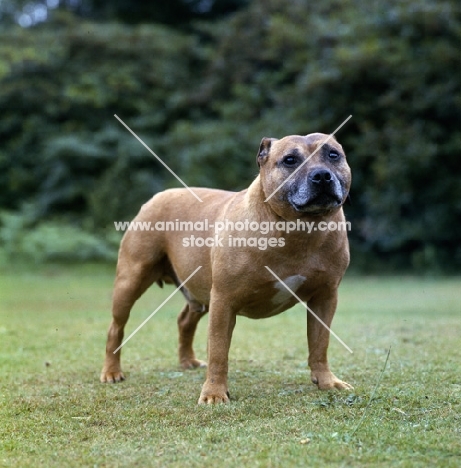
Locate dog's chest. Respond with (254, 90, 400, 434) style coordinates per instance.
(237, 275, 309, 319)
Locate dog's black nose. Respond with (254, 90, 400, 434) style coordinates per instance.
(310, 169, 332, 184)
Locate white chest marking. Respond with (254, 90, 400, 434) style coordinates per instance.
(272, 275, 306, 305)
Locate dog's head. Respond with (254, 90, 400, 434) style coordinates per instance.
(257, 133, 351, 219)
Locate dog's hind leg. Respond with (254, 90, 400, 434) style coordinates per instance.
(101, 233, 161, 383)
(177, 302, 208, 370)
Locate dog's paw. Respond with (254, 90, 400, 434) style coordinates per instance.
(100, 370, 126, 383)
(181, 359, 207, 370)
(198, 384, 230, 404)
(311, 371, 353, 391)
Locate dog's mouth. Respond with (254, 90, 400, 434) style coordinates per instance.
(286, 170, 346, 216)
(290, 193, 343, 215)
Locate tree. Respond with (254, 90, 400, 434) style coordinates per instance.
(0, 16, 204, 228)
(164, 0, 461, 271)
(1, 0, 460, 271)
(0, 0, 249, 28)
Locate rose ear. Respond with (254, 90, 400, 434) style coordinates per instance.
(256, 137, 278, 167)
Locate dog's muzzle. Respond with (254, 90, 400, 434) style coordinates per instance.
(288, 168, 345, 214)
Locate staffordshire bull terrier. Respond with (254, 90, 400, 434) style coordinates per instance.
(101, 132, 353, 403)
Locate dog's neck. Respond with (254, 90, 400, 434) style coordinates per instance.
(243, 176, 279, 220)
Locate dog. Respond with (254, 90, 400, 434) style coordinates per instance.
(101, 133, 353, 403)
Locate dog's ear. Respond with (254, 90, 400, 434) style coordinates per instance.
(257, 137, 277, 167)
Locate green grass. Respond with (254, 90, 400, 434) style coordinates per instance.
(1, 265, 460, 467)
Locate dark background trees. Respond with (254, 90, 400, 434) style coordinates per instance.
(0, 0, 249, 27)
(0, 0, 460, 271)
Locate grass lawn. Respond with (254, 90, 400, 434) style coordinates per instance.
(0, 264, 460, 467)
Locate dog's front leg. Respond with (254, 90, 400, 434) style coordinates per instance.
(198, 295, 236, 404)
(307, 289, 353, 390)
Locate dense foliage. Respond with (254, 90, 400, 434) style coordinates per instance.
(0, 0, 249, 26)
(0, 0, 460, 271)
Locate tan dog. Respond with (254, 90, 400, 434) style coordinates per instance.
(101, 133, 353, 403)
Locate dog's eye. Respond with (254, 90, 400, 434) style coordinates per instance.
(329, 150, 340, 160)
(282, 156, 298, 166)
